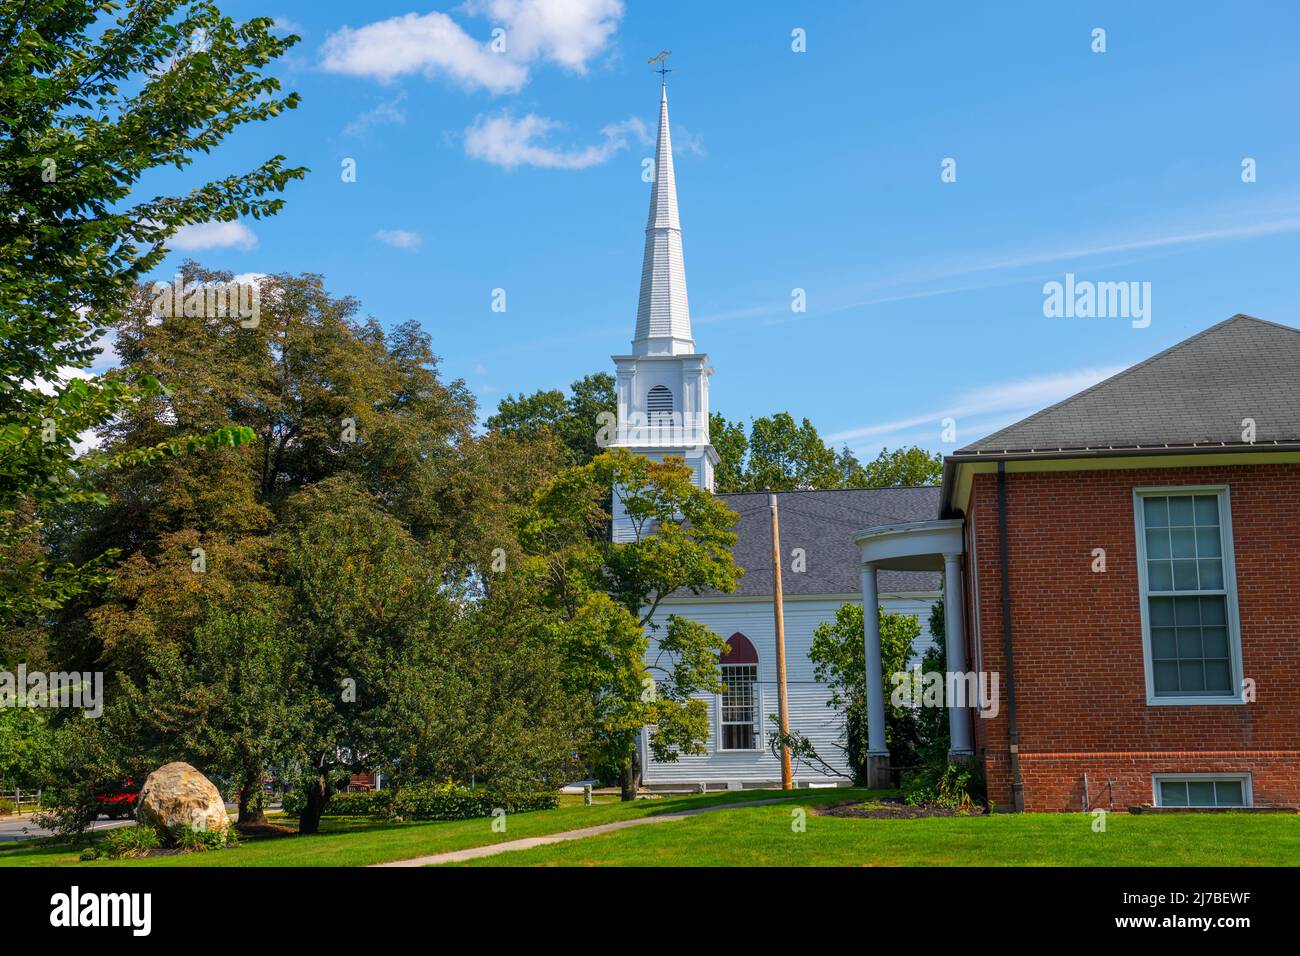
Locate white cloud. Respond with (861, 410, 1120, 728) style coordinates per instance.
(344, 95, 406, 136)
(465, 113, 644, 170)
(672, 124, 705, 157)
(374, 229, 423, 250)
(170, 220, 257, 251)
(320, 0, 622, 93)
(826, 365, 1125, 449)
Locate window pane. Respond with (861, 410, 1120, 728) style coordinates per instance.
(1149, 597, 1175, 626)
(1197, 559, 1224, 590)
(1176, 629, 1203, 658)
(1160, 781, 1188, 806)
(1172, 559, 1199, 590)
(1213, 781, 1245, 806)
(1153, 661, 1180, 694)
(1144, 496, 1169, 527)
(1178, 660, 1205, 692)
(1174, 597, 1201, 626)
(1151, 627, 1177, 659)
(1201, 626, 1229, 658)
(1204, 659, 1231, 693)
(1168, 496, 1195, 526)
(1186, 781, 1216, 806)
(1169, 527, 1197, 559)
(1200, 596, 1226, 626)
(1196, 527, 1222, 558)
(1145, 528, 1171, 559)
(1193, 495, 1220, 526)
(1148, 560, 1173, 590)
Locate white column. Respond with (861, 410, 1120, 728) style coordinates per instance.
(943, 552, 974, 756)
(860, 564, 888, 757)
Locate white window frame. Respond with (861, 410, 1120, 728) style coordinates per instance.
(1133, 485, 1246, 706)
(1152, 773, 1253, 808)
(716, 664, 761, 752)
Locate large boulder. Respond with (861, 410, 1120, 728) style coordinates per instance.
(136, 762, 229, 838)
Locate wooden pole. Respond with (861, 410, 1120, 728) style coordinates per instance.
(770, 493, 793, 789)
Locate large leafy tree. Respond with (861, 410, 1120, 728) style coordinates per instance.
(487, 372, 615, 466)
(278, 479, 454, 835)
(0, 0, 303, 623)
(521, 448, 742, 799)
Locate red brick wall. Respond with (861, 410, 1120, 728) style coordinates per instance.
(965, 462, 1300, 811)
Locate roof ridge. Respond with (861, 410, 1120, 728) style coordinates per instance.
(955, 314, 1297, 454)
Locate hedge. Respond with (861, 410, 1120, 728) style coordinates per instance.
(281, 784, 557, 821)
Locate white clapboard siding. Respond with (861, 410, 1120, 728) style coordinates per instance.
(642, 593, 939, 785)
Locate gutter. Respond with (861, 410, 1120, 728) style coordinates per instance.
(940, 440, 1300, 517)
(996, 461, 1025, 812)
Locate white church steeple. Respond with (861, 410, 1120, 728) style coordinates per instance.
(610, 76, 718, 542)
(633, 83, 694, 356)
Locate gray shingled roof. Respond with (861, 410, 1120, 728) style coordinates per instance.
(680, 487, 941, 599)
(955, 315, 1300, 456)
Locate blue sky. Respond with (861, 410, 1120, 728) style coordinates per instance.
(145, 0, 1300, 458)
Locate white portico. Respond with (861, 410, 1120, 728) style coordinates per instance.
(855, 519, 974, 786)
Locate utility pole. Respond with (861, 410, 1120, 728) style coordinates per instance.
(769, 493, 793, 789)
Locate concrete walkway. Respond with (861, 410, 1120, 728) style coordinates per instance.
(370, 796, 800, 867)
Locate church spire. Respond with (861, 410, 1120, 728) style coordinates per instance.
(633, 80, 694, 356)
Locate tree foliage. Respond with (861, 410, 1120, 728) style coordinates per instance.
(0, 0, 304, 624)
(520, 449, 741, 798)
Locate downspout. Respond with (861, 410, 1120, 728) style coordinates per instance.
(996, 461, 1025, 812)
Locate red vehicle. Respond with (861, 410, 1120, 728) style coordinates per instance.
(94, 778, 140, 819)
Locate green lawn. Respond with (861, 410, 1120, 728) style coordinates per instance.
(2, 789, 1294, 867)
(0, 788, 820, 868)
(456, 800, 1300, 867)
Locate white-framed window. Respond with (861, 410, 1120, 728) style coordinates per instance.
(1153, 773, 1252, 808)
(1133, 486, 1244, 705)
(719, 664, 759, 751)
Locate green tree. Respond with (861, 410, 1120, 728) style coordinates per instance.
(521, 448, 742, 799)
(807, 602, 921, 783)
(847, 446, 944, 488)
(0, 0, 303, 623)
(119, 601, 301, 823)
(487, 372, 616, 466)
(280, 479, 456, 835)
(708, 412, 749, 493)
(743, 413, 841, 490)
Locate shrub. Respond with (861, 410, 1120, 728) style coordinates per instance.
(281, 784, 557, 821)
(902, 761, 985, 811)
(392, 785, 557, 821)
(0, 799, 15, 815)
(98, 825, 160, 860)
(175, 824, 237, 852)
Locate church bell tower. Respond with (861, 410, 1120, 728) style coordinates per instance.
(609, 76, 718, 543)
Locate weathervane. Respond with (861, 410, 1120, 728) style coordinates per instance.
(648, 49, 672, 85)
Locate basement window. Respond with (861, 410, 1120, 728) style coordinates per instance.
(1134, 487, 1244, 705)
(1154, 774, 1251, 808)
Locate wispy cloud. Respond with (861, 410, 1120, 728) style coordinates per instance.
(374, 229, 422, 250)
(465, 113, 646, 170)
(320, 1, 623, 94)
(169, 220, 257, 251)
(344, 95, 406, 137)
(697, 211, 1300, 328)
(827, 365, 1125, 450)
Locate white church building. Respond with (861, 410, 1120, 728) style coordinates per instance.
(610, 83, 942, 789)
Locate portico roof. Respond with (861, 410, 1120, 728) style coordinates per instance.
(854, 518, 964, 571)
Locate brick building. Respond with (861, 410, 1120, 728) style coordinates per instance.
(856, 315, 1300, 810)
